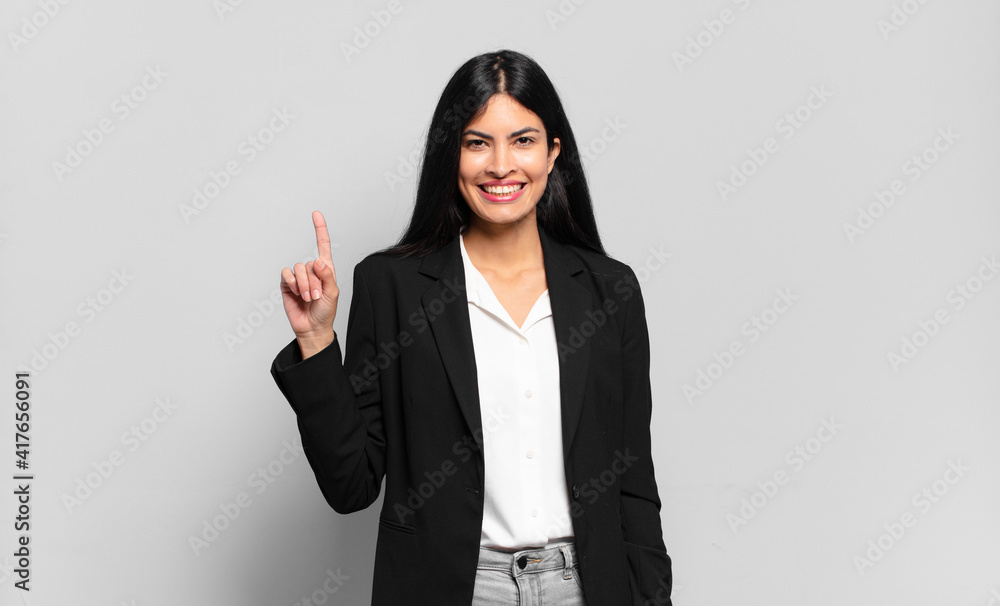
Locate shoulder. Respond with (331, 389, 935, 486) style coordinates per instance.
(576, 245, 636, 279)
(556, 240, 642, 297)
(354, 251, 419, 275)
(348, 248, 439, 294)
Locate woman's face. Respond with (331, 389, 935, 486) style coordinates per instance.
(457, 94, 560, 230)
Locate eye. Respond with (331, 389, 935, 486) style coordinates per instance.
(516, 136, 535, 146)
(465, 139, 487, 150)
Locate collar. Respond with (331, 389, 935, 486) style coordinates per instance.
(413, 222, 594, 458)
(458, 231, 553, 331)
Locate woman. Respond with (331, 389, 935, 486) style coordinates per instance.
(270, 49, 673, 606)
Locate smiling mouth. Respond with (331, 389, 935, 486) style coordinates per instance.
(478, 183, 525, 195)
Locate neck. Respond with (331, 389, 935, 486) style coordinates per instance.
(462, 214, 543, 273)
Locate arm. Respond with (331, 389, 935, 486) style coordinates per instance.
(270, 262, 387, 514)
(618, 267, 673, 605)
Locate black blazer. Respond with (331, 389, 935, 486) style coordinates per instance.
(270, 224, 673, 606)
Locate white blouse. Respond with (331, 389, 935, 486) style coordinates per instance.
(459, 233, 575, 550)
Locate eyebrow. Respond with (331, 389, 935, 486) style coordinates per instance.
(462, 126, 540, 140)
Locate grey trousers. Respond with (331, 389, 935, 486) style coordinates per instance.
(472, 542, 588, 606)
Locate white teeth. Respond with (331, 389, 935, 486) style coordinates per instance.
(481, 183, 524, 195)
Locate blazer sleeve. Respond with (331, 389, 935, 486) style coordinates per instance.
(269, 261, 387, 514)
(618, 267, 674, 605)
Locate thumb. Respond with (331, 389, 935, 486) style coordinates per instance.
(314, 257, 337, 292)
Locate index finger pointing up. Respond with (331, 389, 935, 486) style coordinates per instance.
(312, 210, 333, 264)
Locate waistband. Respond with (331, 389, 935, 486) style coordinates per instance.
(477, 542, 578, 579)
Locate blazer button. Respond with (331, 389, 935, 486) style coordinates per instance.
(571, 483, 580, 499)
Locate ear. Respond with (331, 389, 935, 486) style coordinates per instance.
(547, 137, 561, 174)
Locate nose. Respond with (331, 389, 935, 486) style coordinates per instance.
(486, 144, 514, 177)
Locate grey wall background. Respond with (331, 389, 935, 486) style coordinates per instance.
(2, 1, 998, 604)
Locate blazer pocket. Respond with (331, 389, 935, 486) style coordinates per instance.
(378, 516, 416, 535)
(623, 539, 672, 604)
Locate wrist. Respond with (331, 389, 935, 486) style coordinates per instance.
(296, 329, 335, 359)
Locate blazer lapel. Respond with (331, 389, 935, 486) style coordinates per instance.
(537, 226, 594, 463)
(417, 236, 484, 448)
(417, 225, 594, 461)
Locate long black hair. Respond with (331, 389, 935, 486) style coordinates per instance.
(377, 49, 604, 257)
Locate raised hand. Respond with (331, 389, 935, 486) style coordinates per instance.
(280, 210, 339, 357)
